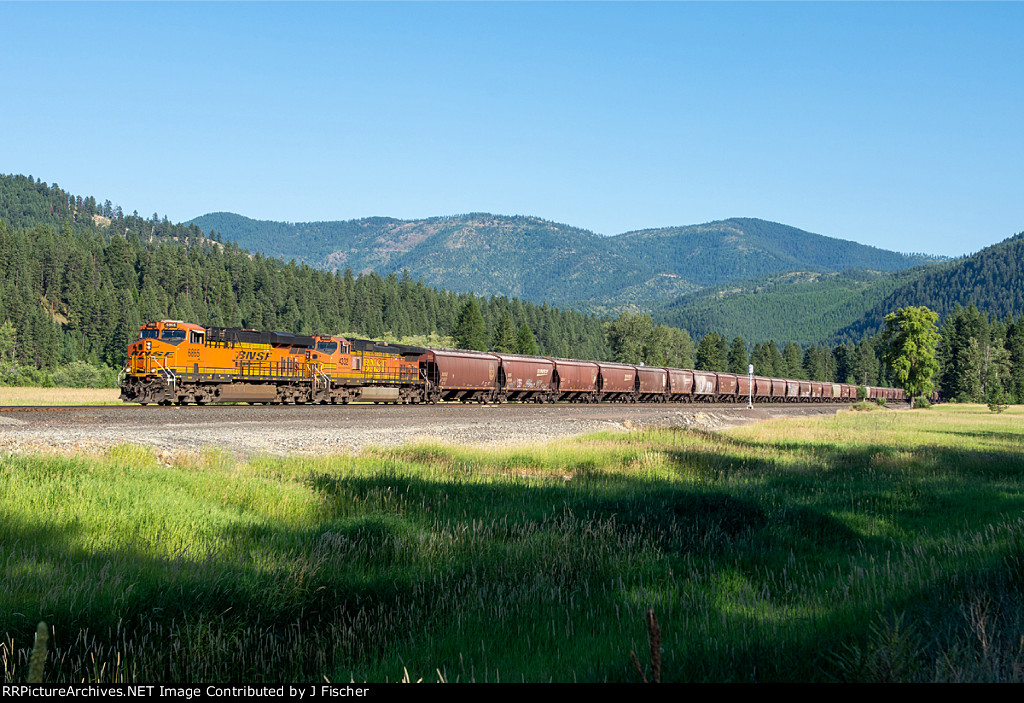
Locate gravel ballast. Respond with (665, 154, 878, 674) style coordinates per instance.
(0, 402, 859, 459)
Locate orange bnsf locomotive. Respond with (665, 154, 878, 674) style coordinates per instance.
(119, 320, 425, 405)
(120, 319, 910, 406)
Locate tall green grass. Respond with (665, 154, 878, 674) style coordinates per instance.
(2, 405, 1023, 682)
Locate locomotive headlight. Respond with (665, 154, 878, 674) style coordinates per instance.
(146, 341, 151, 350)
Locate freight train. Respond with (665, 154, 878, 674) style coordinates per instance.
(119, 320, 909, 406)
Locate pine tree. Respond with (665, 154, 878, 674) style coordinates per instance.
(454, 298, 488, 351)
(987, 383, 1008, 413)
(767, 341, 785, 377)
(727, 337, 748, 375)
(716, 334, 729, 372)
(0, 320, 16, 364)
(515, 324, 538, 356)
(749, 342, 770, 377)
(492, 313, 517, 353)
(1006, 316, 1024, 403)
(937, 305, 988, 401)
(782, 342, 804, 379)
(696, 332, 726, 371)
(852, 338, 879, 387)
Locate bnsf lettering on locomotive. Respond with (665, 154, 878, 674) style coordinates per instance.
(236, 351, 271, 362)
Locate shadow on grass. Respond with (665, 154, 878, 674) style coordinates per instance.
(2, 427, 1024, 682)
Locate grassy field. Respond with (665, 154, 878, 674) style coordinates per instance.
(2, 404, 1023, 682)
(0, 387, 122, 406)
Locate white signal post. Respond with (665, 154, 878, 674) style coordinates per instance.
(748, 364, 754, 409)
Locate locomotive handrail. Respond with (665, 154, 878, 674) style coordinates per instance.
(308, 362, 330, 391)
(153, 356, 177, 394)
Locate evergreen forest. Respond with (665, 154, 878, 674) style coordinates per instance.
(0, 175, 608, 386)
(1, 173, 1021, 402)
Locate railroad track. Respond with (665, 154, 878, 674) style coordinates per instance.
(0, 400, 906, 414)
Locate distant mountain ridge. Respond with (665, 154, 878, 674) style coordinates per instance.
(653, 267, 934, 346)
(189, 212, 941, 311)
(833, 231, 1024, 341)
(656, 230, 1024, 346)
(4, 172, 1019, 355)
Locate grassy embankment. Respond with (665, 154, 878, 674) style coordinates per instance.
(2, 405, 1023, 682)
(0, 387, 121, 406)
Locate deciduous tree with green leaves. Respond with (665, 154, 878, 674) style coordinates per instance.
(881, 306, 940, 402)
(604, 312, 653, 364)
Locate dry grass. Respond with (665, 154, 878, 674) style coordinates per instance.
(0, 387, 122, 406)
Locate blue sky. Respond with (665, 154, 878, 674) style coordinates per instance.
(2, 2, 1021, 257)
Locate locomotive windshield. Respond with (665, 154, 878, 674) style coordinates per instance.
(159, 329, 187, 341)
(139, 330, 158, 340)
(316, 341, 338, 355)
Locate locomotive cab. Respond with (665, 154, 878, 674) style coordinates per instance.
(126, 320, 205, 376)
(308, 336, 352, 362)
(309, 335, 359, 374)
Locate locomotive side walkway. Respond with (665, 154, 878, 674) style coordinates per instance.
(0, 403, 883, 459)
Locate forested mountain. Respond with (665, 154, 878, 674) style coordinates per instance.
(0, 175, 610, 384)
(190, 212, 939, 312)
(614, 218, 938, 285)
(654, 267, 934, 346)
(5, 172, 1022, 401)
(833, 232, 1024, 342)
(190, 211, 689, 309)
(655, 228, 1024, 347)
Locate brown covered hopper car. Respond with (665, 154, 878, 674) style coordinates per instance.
(550, 358, 600, 402)
(493, 353, 554, 402)
(636, 366, 668, 402)
(418, 349, 499, 403)
(597, 362, 639, 402)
